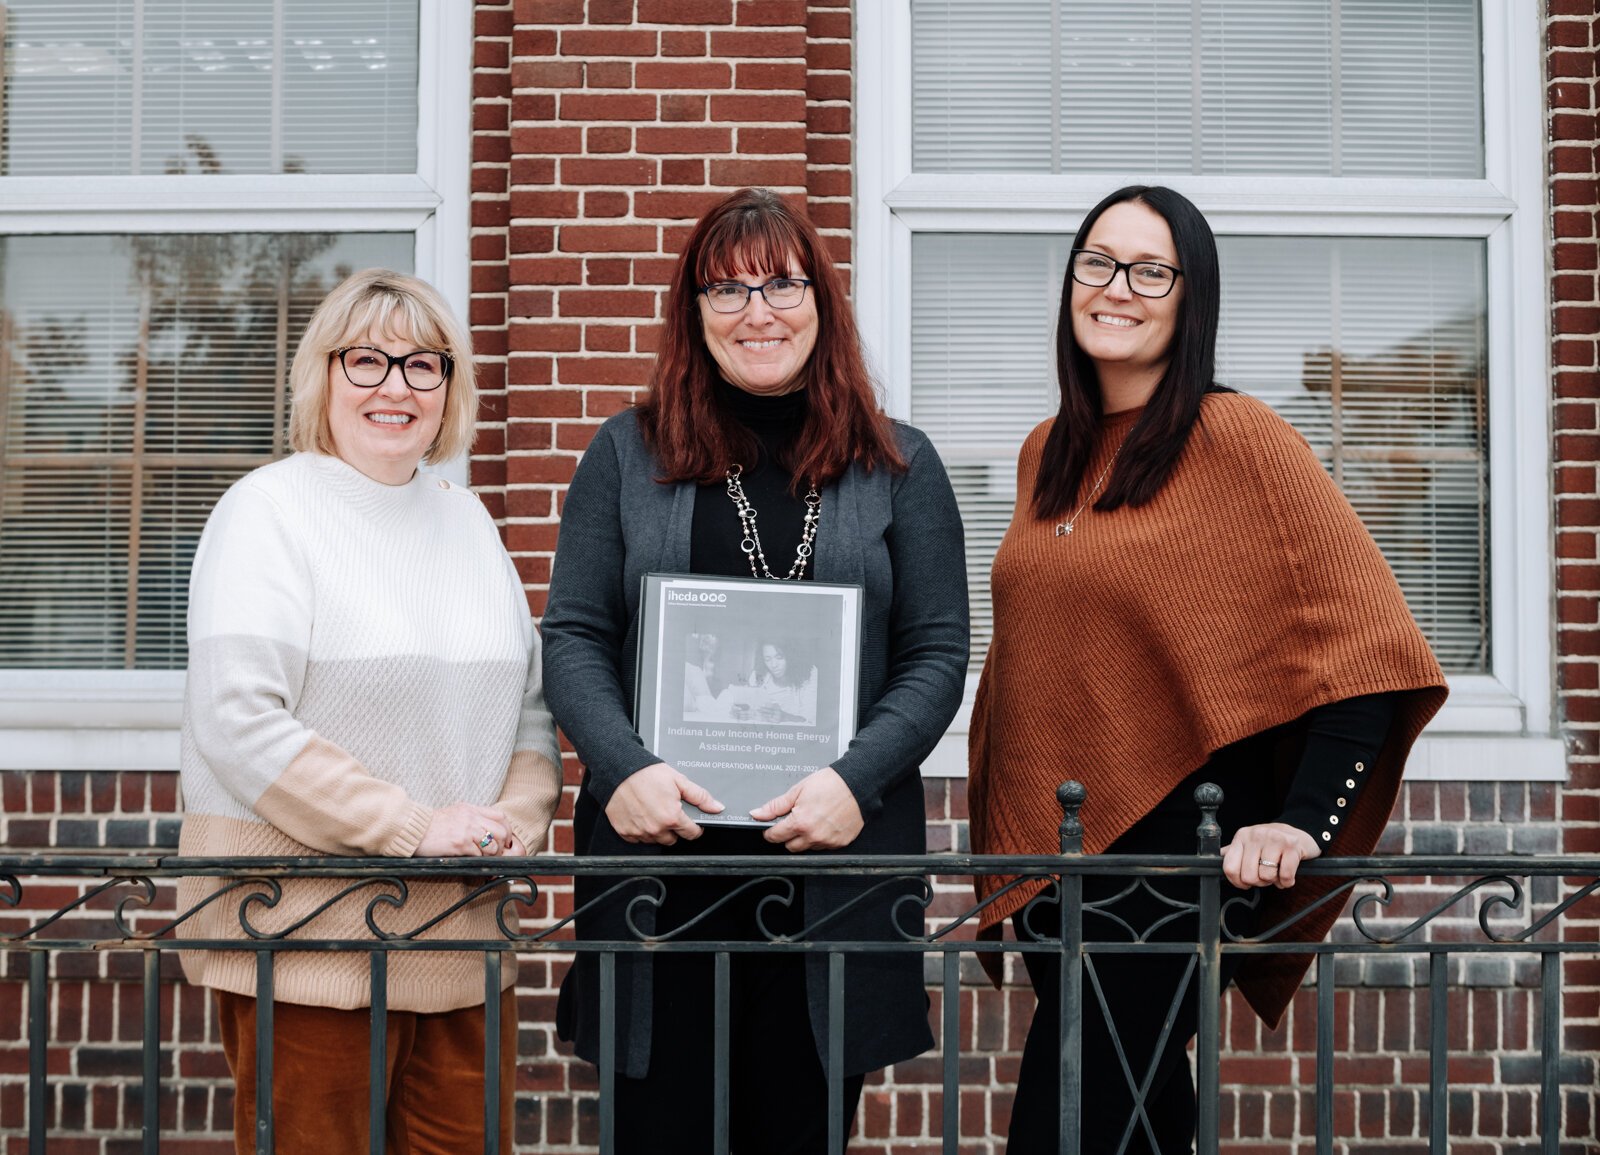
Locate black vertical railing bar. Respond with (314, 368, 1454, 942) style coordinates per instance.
(27, 949, 46, 1155)
(713, 951, 731, 1155)
(1541, 949, 1560, 1154)
(1315, 952, 1334, 1155)
(143, 949, 160, 1155)
(484, 949, 502, 1155)
(369, 950, 388, 1155)
(1429, 951, 1447, 1155)
(255, 950, 274, 1155)
(942, 950, 959, 1154)
(1192, 783, 1224, 1155)
(827, 951, 845, 1155)
(1057, 781, 1087, 1155)
(599, 950, 616, 1155)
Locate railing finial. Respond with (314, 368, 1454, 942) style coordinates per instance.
(1194, 782, 1223, 855)
(1058, 780, 1087, 855)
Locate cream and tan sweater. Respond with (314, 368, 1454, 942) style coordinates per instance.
(969, 392, 1447, 1025)
(177, 452, 563, 1012)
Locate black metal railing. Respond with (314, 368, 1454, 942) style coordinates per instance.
(2, 782, 1597, 1155)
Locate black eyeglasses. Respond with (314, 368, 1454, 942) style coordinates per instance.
(332, 346, 453, 391)
(1069, 249, 1183, 299)
(700, 277, 813, 313)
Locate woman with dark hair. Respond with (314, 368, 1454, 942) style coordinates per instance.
(543, 187, 968, 1152)
(752, 639, 818, 725)
(968, 186, 1448, 1153)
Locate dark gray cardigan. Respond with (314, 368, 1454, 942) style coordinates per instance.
(543, 407, 968, 1078)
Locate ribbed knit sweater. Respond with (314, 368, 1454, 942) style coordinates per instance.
(176, 452, 563, 1013)
(968, 392, 1447, 1025)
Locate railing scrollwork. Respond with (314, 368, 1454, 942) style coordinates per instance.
(3, 781, 1596, 1155)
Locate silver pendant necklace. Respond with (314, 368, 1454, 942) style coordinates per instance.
(1054, 448, 1121, 538)
(725, 464, 821, 579)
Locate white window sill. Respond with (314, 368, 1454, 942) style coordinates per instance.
(0, 674, 1568, 781)
(0, 671, 184, 770)
(0, 728, 1568, 780)
(1, 727, 182, 772)
(920, 732, 1566, 782)
(918, 676, 1568, 782)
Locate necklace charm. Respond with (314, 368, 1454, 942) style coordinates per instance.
(725, 465, 822, 580)
(1055, 445, 1121, 540)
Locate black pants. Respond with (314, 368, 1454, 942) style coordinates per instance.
(613, 832, 865, 1154)
(1006, 760, 1270, 1155)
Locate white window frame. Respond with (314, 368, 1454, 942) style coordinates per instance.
(0, 0, 473, 770)
(856, 0, 1563, 781)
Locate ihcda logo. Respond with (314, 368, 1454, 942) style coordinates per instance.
(667, 589, 728, 604)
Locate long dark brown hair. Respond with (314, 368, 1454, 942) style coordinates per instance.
(1033, 185, 1224, 519)
(637, 187, 905, 488)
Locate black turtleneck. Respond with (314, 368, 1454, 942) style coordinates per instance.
(682, 383, 814, 858)
(690, 381, 814, 581)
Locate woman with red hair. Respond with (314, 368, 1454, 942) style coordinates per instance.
(543, 188, 968, 1151)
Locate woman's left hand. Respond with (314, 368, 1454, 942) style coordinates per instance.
(751, 767, 864, 852)
(415, 803, 515, 857)
(1221, 822, 1320, 889)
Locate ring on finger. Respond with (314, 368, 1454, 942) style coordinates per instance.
(477, 830, 496, 850)
(1259, 859, 1279, 869)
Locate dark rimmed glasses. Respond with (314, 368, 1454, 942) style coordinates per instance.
(700, 276, 813, 313)
(1069, 249, 1183, 299)
(332, 346, 453, 391)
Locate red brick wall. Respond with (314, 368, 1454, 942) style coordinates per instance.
(467, 0, 853, 616)
(1549, 5, 1600, 1148)
(5, 4, 1600, 1152)
(1551, 5, 1600, 857)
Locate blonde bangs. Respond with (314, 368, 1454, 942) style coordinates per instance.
(287, 269, 478, 465)
(332, 291, 452, 356)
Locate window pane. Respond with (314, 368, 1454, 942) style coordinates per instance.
(910, 232, 1488, 673)
(911, 0, 1484, 177)
(911, 1, 1057, 173)
(0, 232, 413, 669)
(2, 0, 420, 176)
(912, 234, 1069, 655)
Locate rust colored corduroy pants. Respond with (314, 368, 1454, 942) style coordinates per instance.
(215, 986, 516, 1155)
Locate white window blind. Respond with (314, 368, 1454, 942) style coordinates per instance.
(910, 232, 1488, 674)
(1, 0, 419, 176)
(911, 0, 1483, 177)
(911, 234, 1067, 656)
(0, 232, 412, 668)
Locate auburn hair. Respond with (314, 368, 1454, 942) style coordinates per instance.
(637, 187, 904, 488)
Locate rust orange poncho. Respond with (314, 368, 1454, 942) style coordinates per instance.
(968, 392, 1448, 1026)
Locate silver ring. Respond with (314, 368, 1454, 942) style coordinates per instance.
(478, 831, 496, 849)
(1258, 859, 1279, 869)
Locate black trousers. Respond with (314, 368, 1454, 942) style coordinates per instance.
(613, 831, 865, 1155)
(1006, 759, 1270, 1155)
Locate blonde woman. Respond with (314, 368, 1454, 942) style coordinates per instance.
(177, 269, 562, 1153)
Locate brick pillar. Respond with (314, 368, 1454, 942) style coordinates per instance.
(471, 0, 848, 607)
(467, 3, 854, 1147)
(1549, 2, 1600, 1123)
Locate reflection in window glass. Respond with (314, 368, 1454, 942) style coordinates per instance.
(0, 233, 413, 668)
(2, 0, 419, 175)
(910, 232, 1488, 673)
